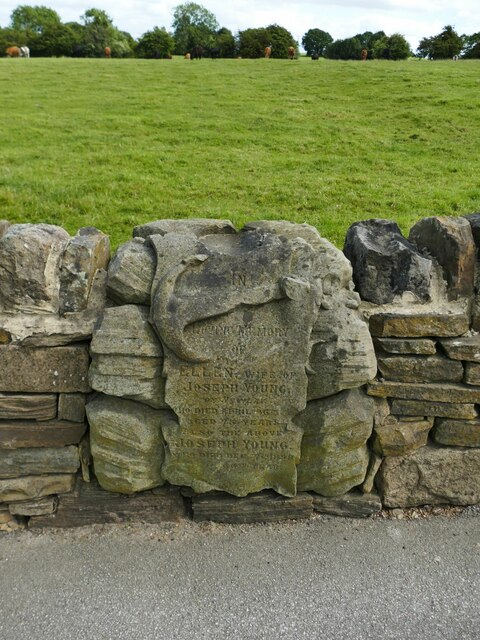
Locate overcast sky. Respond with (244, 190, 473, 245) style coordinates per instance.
(1, 1, 478, 50)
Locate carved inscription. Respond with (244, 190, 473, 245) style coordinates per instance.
(152, 230, 318, 497)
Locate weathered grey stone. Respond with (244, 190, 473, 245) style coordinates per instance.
(86, 395, 167, 494)
(311, 491, 382, 517)
(0, 474, 76, 502)
(0, 223, 70, 313)
(0, 344, 90, 393)
(409, 216, 476, 300)
(377, 446, 480, 507)
(464, 213, 480, 247)
(58, 394, 86, 423)
(369, 311, 469, 338)
(154, 230, 319, 497)
(295, 389, 374, 496)
(0, 420, 86, 449)
(89, 305, 165, 408)
(344, 219, 433, 304)
(464, 362, 480, 386)
(390, 399, 477, 420)
(373, 415, 433, 456)
(79, 436, 92, 482)
(0, 270, 108, 347)
(374, 338, 437, 355)
(439, 335, 480, 362)
(433, 419, 480, 447)
(377, 354, 463, 383)
(0, 447, 79, 478)
(59, 227, 110, 313)
(367, 381, 480, 404)
(362, 453, 383, 493)
(191, 491, 313, 523)
(107, 238, 156, 305)
(0, 393, 57, 421)
(133, 218, 237, 239)
(0, 220, 10, 238)
(8, 497, 57, 516)
(307, 305, 377, 400)
(28, 479, 185, 528)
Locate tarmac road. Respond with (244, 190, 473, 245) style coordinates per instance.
(0, 510, 479, 640)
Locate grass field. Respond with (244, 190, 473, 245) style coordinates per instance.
(1, 56, 480, 248)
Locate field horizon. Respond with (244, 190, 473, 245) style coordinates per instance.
(1, 57, 479, 248)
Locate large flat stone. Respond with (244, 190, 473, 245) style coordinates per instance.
(0, 223, 70, 313)
(90, 305, 162, 357)
(377, 354, 463, 383)
(133, 218, 236, 239)
(191, 491, 313, 523)
(311, 491, 382, 518)
(409, 216, 475, 300)
(390, 399, 477, 419)
(0, 446, 79, 478)
(59, 227, 110, 313)
(107, 238, 156, 305)
(0, 393, 57, 421)
(377, 446, 480, 507)
(0, 345, 90, 393)
(438, 335, 480, 362)
(374, 338, 437, 355)
(86, 395, 167, 494)
(0, 420, 87, 449)
(8, 497, 57, 516)
(295, 388, 374, 496)
(433, 419, 480, 447)
(367, 381, 480, 404)
(369, 311, 469, 338)
(28, 479, 186, 528)
(0, 474, 76, 502)
(344, 219, 433, 304)
(373, 416, 433, 456)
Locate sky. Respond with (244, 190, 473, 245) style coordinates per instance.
(1, 0, 479, 51)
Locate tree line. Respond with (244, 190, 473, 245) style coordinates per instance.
(1, 3, 479, 60)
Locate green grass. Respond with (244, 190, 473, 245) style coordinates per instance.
(1, 57, 480, 248)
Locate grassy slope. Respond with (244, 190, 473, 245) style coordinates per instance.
(1, 57, 479, 248)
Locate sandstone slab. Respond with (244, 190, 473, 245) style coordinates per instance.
(0, 446, 79, 478)
(369, 311, 469, 338)
(311, 491, 382, 518)
(377, 446, 480, 507)
(295, 388, 374, 496)
(0, 474, 76, 502)
(60, 227, 110, 313)
(28, 479, 186, 527)
(0, 344, 90, 393)
(390, 399, 477, 420)
(0, 223, 70, 313)
(133, 218, 236, 239)
(107, 238, 156, 305)
(8, 497, 57, 516)
(367, 381, 480, 404)
(439, 335, 480, 362)
(433, 419, 480, 447)
(373, 416, 433, 456)
(374, 338, 437, 355)
(86, 395, 167, 494)
(154, 230, 318, 497)
(409, 216, 475, 300)
(0, 393, 57, 421)
(464, 362, 480, 386)
(377, 354, 463, 383)
(58, 394, 86, 423)
(362, 453, 383, 493)
(0, 420, 86, 449)
(191, 490, 313, 523)
(344, 219, 432, 304)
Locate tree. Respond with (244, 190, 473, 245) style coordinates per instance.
(417, 25, 463, 59)
(266, 24, 296, 58)
(136, 27, 175, 58)
(34, 22, 81, 56)
(462, 32, 480, 59)
(215, 27, 235, 58)
(237, 27, 270, 58)
(10, 5, 60, 35)
(172, 2, 219, 54)
(80, 8, 133, 57)
(302, 28, 332, 56)
(354, 30, 385, 59)
(372, 33, 411, 60)
(325, 37, 362, 60)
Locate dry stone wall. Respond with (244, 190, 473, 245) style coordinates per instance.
(0, 215, 479, 531)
